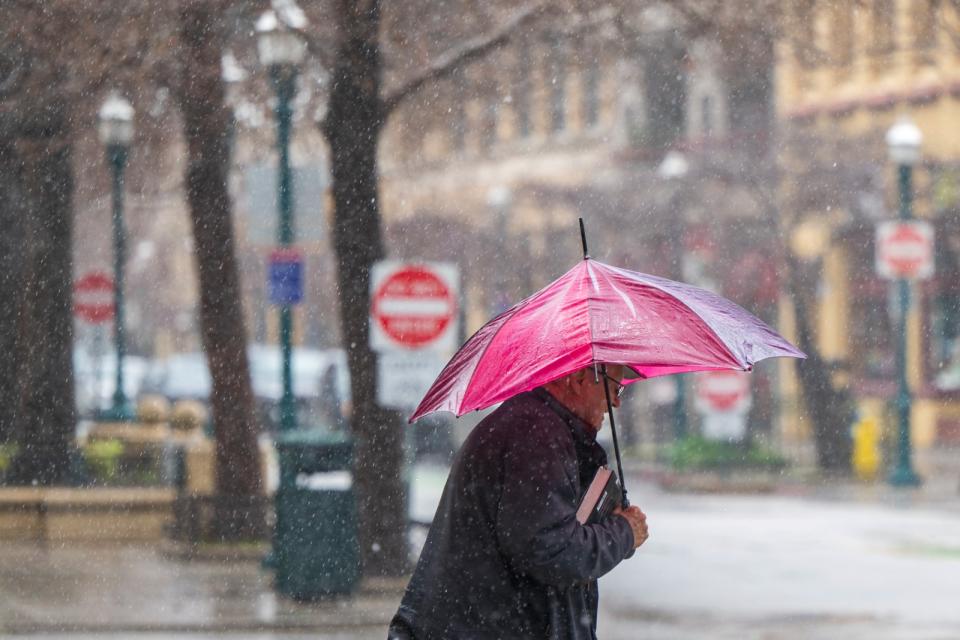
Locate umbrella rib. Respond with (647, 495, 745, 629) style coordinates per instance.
(460, 267, 589, 411)
(455, 312, 516, 413)
(601, 264, 746, 369)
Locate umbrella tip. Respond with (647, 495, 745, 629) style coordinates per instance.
(579, 218, 589, 259)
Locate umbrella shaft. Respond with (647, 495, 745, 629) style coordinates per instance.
(600, 364, 629, 507)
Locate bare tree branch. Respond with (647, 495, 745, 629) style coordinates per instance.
(382, 1, 550, 114)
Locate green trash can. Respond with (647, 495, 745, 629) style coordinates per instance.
(274, 429, 361, 599)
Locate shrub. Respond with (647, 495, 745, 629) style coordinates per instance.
(0, 443, 17, 474)
(665, 436, 788, 472)
(83, 439, 125, 483)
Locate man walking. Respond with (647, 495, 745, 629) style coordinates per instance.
(389, 364, 648, 639)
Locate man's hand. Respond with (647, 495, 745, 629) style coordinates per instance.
(613, 505, 648, 549)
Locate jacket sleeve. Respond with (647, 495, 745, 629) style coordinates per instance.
(494, 419, 635, 587)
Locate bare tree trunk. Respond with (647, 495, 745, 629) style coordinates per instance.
(178, 1, 264, 538)
(322, 0, 408, 577)
(0, 137, 26, 445)
(785, 254, 853, 474)
(7, 104, 75, 485)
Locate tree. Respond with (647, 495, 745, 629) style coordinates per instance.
(174, 0, 265, 538)
(7, 104, 76, 484)
(0, 128, 27, 446)
(301, 0, 551, 577)
(0, 6, 81, 484)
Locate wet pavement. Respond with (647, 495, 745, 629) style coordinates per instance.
(2, 465, 959, 639)
(0, 542, 397, 637)
(600, 483, 960, 639)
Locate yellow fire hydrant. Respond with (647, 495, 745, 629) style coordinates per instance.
(852, 415, 882, 481)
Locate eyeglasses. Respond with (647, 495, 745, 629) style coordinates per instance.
(598, 372, 626, 398)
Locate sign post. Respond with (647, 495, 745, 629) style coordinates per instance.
(370, 261, 459, 410)
(74, 271, 115, 415)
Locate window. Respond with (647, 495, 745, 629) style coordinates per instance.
(794, 0, 818, 68)
(914, 0, 940, 50)
(449, 71, 466, 152)
(582, 56, 600, 129)
(928, 214, 960, 391)
(641, 32, 686, 149)
(871, 0, 895, 53)
(847, 233, 895, 382)
(547, 41, 566, 134)
(513, 42, 532, 138)
(478, 83, 498, 151)
(830, 2, 855, 66)
(701, 95, 714, 136)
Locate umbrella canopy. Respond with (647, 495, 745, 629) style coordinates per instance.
(410, 258, 804, 423)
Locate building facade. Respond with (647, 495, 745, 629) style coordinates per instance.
(776, 0, 960, 449)
(378, 18, 781, 446)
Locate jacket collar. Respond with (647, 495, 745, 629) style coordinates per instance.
(532, 387, 599, 445)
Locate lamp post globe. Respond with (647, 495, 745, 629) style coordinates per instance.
(886, 116, 922, 167)
(98, 92, 136, 422)
(259, 5, 306, 434)
(886, 115, 922, 487)
(657, 150, 689, 181)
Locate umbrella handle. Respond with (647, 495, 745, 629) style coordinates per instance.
(600, 364, 629, 508)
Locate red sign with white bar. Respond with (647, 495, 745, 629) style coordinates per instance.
(73, 271, 115, 324)
(370, 261, 459, 351)
(695, 370, 751, 414)
(876, 220, 934, 281)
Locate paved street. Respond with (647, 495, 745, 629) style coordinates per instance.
(2, 470, 960, 639)
(599, 484, 960, 639)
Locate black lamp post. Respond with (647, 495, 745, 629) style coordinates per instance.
(658, 150, 690, 441)
(258, 4, 306, 434)
(98, 93, 136, 422)
(885, 116, 923, 487)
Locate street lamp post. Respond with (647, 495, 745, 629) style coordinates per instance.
(487, 186, 513, 315)
(658, 151, 689, 441)
(258, 5, 306, 434)
(886, 117, 923, 487)
(98, 93, 136, 422)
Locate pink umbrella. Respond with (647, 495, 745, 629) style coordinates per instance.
(410, 259, 804, 422)
(410, 222, 804, 502)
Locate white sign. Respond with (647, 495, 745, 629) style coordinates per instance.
(694, 370, 752, 441)
(370, 261, 459, 352)
(876, 220, 934, 281)
(701, 413, 748, 441)
(377, 351, 449, 410)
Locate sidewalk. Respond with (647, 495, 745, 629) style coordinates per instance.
(0, 542, 400, 637)
(2, 453, 958, 638)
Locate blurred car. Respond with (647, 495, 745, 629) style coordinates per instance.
(73, 347, 150, 420)
(139, 345, 350, 432)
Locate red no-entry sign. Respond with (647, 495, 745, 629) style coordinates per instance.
(370, 262, 459, 351)
(876, 220, 934, 281)
(695, 370, 751, 414)
(74, 271, 115, 324)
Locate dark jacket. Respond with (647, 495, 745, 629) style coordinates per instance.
(389, 389, 635, 640)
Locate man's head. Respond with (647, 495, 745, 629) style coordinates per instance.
(543, 364, 628, 431)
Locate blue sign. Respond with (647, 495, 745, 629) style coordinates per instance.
(269, 249, 303, 305)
